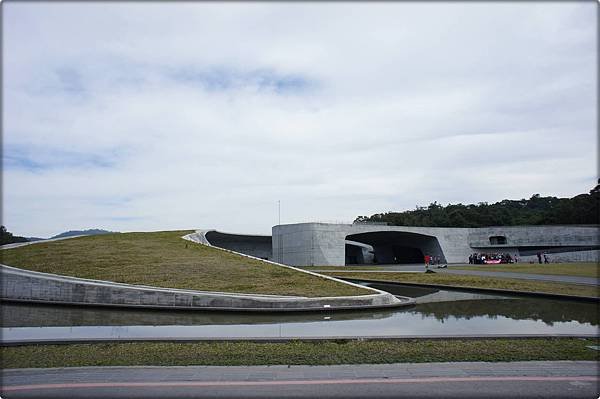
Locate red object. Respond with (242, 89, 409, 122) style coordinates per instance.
(424, 255, 431, 264)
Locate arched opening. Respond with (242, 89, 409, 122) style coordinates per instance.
(345, 231, 446, 265)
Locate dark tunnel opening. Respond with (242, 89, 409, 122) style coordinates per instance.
(391, 246, 425, 263)
(345, 231, 445, 265)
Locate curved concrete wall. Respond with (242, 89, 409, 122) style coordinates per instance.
(204, 230, 272, 260)
(1, 233, 409, 311)
(0, 264, 409, 311)
(273, 223, 600, 266)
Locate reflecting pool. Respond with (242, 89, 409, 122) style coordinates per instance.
(2, 283, 598, 343)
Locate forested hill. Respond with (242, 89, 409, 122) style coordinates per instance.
(354, 184, 600, 227)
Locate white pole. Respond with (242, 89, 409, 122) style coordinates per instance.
(277, 200, 282, 263)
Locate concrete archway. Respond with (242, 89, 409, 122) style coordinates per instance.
(345, 231, 446, 265)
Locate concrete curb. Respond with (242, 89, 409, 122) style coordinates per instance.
(4, 359, 599, 373)
(336, 277, 600, 303)
(2, 334, 598, 347)
(0, 232, 413, 311)
(0, 264, 413, 311)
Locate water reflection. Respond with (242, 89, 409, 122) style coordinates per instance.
(1, 283, 598, 342)
(366, 282, 600, 326)
(2, 313, 597, 344)
(414, 299, 599, 325)
(0, 302, 396, 328)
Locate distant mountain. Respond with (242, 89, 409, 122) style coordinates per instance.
(26, 237, 45, 242)
(50, 229, 117, 239)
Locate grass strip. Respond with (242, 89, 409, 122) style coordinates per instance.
(300, 266, 386, 271)
(2, 338, 598, 369)
(321, 272, 600, 298)
(0, 231, 368, 297)
(452, 263, 598, 278)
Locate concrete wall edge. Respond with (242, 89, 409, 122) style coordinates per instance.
(1, 232, 410, 310)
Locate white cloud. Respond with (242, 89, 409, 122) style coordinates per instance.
(3, 2, 597, 237)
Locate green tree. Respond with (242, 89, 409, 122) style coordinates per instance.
(0, 226, 29, 245)
(353, 184, 600, 227)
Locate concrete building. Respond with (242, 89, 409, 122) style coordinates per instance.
(205, 223, 600, 266)
(271, 223, 600, 266)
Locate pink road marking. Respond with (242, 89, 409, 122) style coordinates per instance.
(2, 376, 598, 392)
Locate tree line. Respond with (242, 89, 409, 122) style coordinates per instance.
(0, 225, 29, 245)
(354, 183, 600, 227)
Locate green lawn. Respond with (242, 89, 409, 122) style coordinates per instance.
(321, 272, 599, 298)
(452, 263, 598, 278)
(0, 231, 369, 297)
(2, 338, 596, 368)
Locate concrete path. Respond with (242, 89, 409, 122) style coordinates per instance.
(2, 361, 597, 398)
(313, 264, 600, 286)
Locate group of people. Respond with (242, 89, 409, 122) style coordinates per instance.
(423, 255, 442, 267)
(536, 252, 550, 264)
(469, 253, 516, 264)
(469, 252, 551, 264)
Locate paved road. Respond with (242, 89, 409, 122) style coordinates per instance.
(2, 361, 598, 398)
(315, 264, 600, 286)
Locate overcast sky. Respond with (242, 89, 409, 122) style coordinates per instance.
(3, 2, 597, 237)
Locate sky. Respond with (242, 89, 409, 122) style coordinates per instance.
(2, 2, 597, 237)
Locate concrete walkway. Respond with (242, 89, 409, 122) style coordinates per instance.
(2, 361, 597, 398)
(313, 264, 600, 286)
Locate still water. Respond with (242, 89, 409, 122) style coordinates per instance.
(1, 283, 598, 343)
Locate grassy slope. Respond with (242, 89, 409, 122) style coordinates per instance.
(452, 263, 598, 278)
(0, 231, 368, 297)
(2, 339, 597, 368)
(322, 272, 599, 298)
